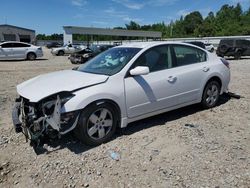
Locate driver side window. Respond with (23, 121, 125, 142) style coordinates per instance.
(133, 45, 171, 72)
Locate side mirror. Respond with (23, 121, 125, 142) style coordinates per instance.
(130, 66, 149, 76)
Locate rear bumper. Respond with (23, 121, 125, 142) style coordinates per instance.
(221, 69, 231, 94)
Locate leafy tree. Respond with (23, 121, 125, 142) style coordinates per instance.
(172, 16, 186, 37)
(195, 11, 216, 37)
(125, 21, 141, 30)
(183, 11, 203, 35)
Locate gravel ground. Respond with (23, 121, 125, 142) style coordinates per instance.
(0, 48, 249, 188)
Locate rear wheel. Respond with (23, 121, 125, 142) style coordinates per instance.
(75, 102, 118, 146)
(27, 52, 36, 60)
(201, 81, 220, 108)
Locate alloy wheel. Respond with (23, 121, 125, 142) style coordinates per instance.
(205, 84, 219, 106)
(87, 108, 113, 140)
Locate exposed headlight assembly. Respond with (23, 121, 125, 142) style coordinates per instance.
(42, 92, 74, 115)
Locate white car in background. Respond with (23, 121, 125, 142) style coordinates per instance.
(12, 42, 230, 150)
(0, 41, 43, 60)
(205, 43, 215, 53)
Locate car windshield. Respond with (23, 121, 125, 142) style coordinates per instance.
(77, 47, 141, 76)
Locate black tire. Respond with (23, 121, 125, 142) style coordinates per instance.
(70, 60, 77, 64)
(210, 48, 214, 53)
(58, 50, 64, 56)
(74, 102, 118, 146)
(201, 81, 221, 109)
(27, 52, 36, 60)
(234, 50, 242, 60)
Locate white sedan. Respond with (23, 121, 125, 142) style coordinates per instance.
(12, 42, 230, 149)
(205, 43, 215, 53)
(0, 41, 43, 60)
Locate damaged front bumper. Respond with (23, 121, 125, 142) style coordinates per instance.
(12, 95, 80, 148)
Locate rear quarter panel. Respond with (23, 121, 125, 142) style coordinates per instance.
(201, 55, 230, 97)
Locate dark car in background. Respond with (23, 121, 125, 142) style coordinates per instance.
(186, 41, 206, 49)
(69, 44, 114, 64)
(216, 39, 250, 59)
(90, 44, 115, 55)
(69, 48, 93, 64)
(46, 42, 62, 49)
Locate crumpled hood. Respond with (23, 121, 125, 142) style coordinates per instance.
(17, 70, 108, 102)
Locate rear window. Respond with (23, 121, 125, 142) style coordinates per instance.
(236, 40, 250, 47)
(173, 45, 207, 67)
(220, 40, 233, 46)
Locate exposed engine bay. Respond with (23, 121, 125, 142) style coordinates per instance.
(12, 93, 79, 151)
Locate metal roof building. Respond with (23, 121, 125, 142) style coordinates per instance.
(63, 26, 162, 44)
(0, 24, 35, 43)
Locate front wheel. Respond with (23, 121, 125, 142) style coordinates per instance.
(27, 52, 36, 60)
(75, 102, 118, 146)
(201, 81, 221, 108)
(58, 50, 65, 56)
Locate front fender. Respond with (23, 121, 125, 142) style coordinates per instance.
(61, 83, 126, 119)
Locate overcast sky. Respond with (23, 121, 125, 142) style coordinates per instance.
(0, 0, 249, 34)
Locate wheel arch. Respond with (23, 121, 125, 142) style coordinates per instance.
(202, 76, 222, 97)
(79, 99, 122, 128)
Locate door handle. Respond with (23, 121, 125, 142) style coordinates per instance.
(167, 76, 177, 83)
(202, 67, 210, 72)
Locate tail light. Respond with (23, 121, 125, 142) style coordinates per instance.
(220, 58, 230, 69)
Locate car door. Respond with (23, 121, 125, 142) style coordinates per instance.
(124, 45, 172, 118)
(12, 43, 30, 59)
(0, 42, 14, 60)
(65, 44, 75, 54)
(124, 44, 208, 118)
(167, 44, 209, 104)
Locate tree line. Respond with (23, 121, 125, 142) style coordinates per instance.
(36, 3, 250, 41)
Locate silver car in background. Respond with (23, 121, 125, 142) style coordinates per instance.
(0, 41, 43, 60)
(51, 43, 83, 56)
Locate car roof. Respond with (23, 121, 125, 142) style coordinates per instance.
(115, 41, 204, 50)
(0, 41, 32, 45)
